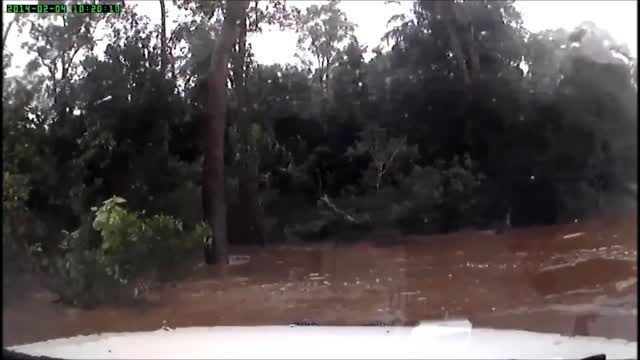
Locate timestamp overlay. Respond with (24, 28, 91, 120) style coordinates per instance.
(6, 3, 123, 14)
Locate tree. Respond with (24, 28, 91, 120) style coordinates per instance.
(329, 38, 368, 124)
(228, 0, 300, 246)
(159, 0, 168, 75)
(294, 0, 355, 94)
(386, 0, 526, 148)
(202, 0, 250, 264)
(348, 125, 418, 192)
(23, 2, 111, 108)
(158, 0, 170, 153)
(432, 0, 472, 85)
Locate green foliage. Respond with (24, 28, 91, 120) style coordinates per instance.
(145, 214, 210, 279)
(348, 125, 419, 191)
(294, 0, 356, 90)
(91, 196, 147, 283)
(438, 154, 486, 226)
(2, 172, 32, 287)
(48, 223, 123, 308)
(91, 196, 210, 283)
(392, 154, 485, 233)
(2, 172, 31, 248)
(3, 172, 30, 211)
(42, 196, 212, 307)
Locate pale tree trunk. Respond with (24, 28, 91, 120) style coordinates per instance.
(2, 17, 16, 52)
(203, 0, 250, 264)
(3, 17, 16, 82)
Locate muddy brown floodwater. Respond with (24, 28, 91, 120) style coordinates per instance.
(3, 213, 637, 346)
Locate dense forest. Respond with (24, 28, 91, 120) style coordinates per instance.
(2, 0, 637, 307)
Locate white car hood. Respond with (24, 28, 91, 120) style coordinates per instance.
(8, 320, 637, 359)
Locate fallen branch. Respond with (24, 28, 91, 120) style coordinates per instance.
(561, 232, 585, 239)
(319, 194, 369, 225)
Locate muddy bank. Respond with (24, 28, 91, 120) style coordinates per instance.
(3, 214, 636, 346)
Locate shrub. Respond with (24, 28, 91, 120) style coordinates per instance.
(439, 154, 486, 228)
(145, 214, 210, 280)
(2, 172, 31, 288)
(92, 196, 149, 283)
(392, 165, 444, 233)
(92, 196, 210, 283)
(154, 181, 203, 228)
(392, 154, 485, 233)
(47, 223, 125, 308)
(347, 125, 419, 192)
(46, 196, 211, 307)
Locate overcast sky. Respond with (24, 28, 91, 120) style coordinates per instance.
(2, 0, 637, 76)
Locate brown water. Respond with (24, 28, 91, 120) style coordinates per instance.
(3, 214, 637, 346)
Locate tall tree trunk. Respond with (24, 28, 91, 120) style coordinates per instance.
(203, 0, 250, 264)
(466, 23, 480, 78)
(453, 2, 479, 147)
(238, 158, 267, 245)
(435, 0, 471, 86)
(435, 0, 476, 148)
(453, 2, 480, 79)
(159, 0, 170, 154)
(231, 18, 267, 246)
(159, 0, 167, 75)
